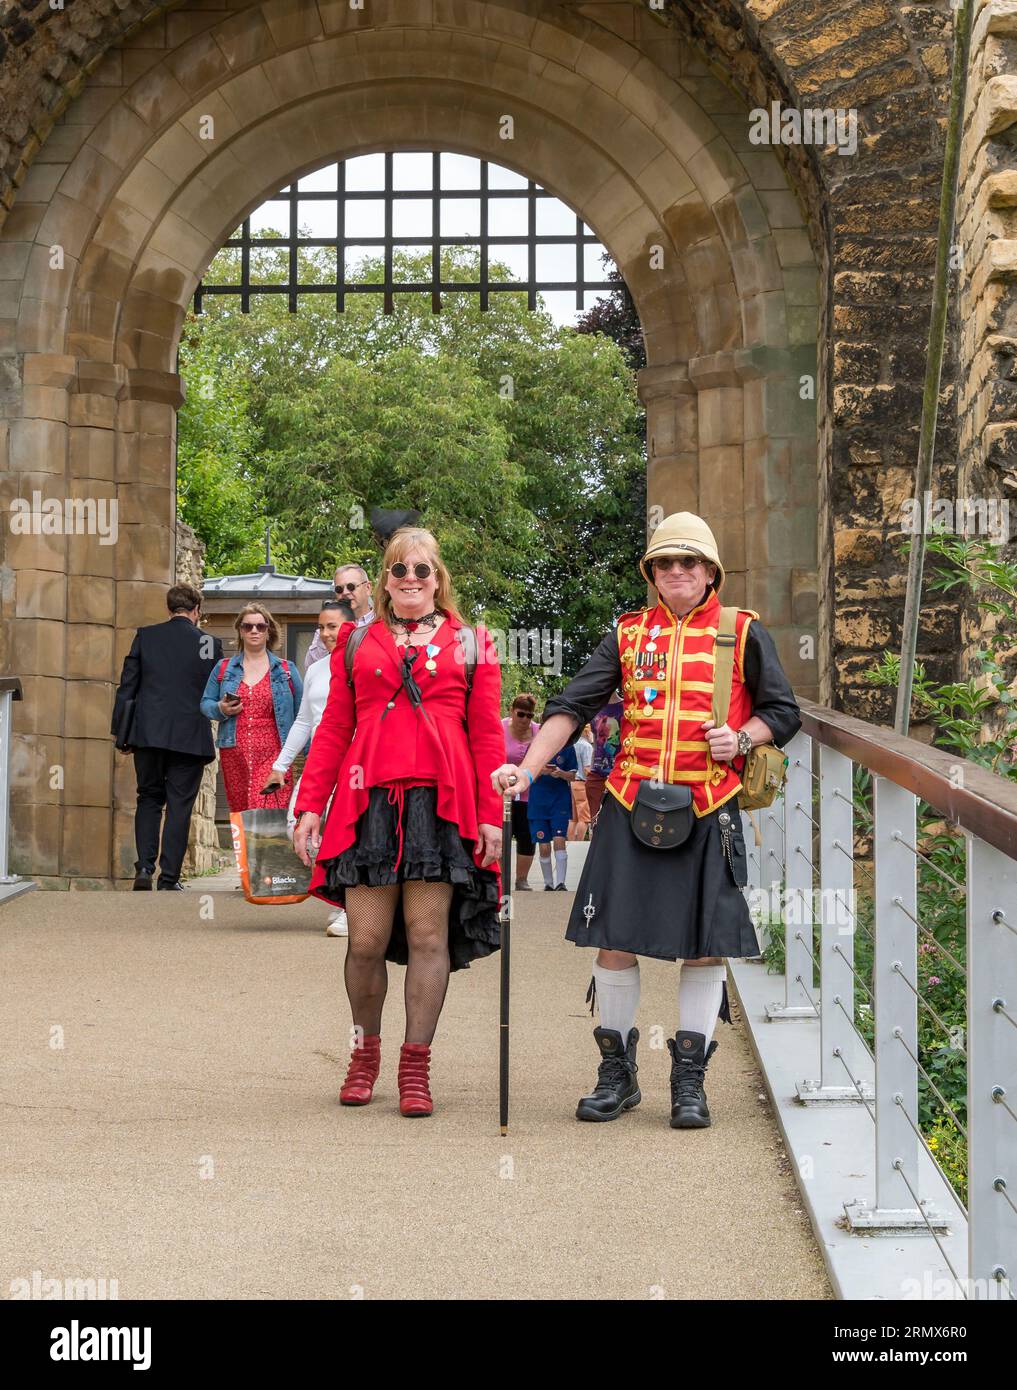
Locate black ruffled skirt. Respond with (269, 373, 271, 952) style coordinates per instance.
(317, 784, 501, 972)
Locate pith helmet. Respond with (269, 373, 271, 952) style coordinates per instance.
(640, 512, 725, 592)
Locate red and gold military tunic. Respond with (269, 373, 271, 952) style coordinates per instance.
(607, 588, 757, 818)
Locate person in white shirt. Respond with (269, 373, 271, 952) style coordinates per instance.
(264, 601, 351, 935)
(304, 564, 374, 670)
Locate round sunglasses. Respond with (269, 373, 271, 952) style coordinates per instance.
(388, 562, 434, 580)
(335, 580, 368, 594)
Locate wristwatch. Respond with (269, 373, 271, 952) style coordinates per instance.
(736, 728, 753, 757)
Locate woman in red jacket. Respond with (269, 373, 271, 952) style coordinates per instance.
(293, 527, 504, 1118)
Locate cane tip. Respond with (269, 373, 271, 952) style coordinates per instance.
(500, 1124, 508, 1136)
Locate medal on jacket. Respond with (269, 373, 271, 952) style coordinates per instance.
(425, 642, 439, 674)
(643, 686, 658, 716)
(645, 623, 661, 654)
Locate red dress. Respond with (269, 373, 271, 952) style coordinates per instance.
(295, 615, 504, 907)
(220, 671, 293, 814)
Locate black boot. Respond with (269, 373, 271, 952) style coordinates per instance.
(667, 1030, 718, 1128)
(576, 1027, 640, 1122)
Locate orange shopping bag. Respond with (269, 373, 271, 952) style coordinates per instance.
(230, 808, 310, 905)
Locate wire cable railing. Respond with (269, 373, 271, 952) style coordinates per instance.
(742, 701, 1017, 1299)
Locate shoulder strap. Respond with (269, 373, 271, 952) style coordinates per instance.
(711, 607, 739, 727)
(344, 623, 372, 687)
(456, 626, 477, 694)
(217, 657, 229, 683)
(281, 658, 294, 697)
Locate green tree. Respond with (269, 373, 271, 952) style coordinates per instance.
(178, 240, 648, 698)
(256, 347, 533, 626)
(175, 363, 273, 573)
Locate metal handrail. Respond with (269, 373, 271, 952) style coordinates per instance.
(746, 717, 1017, 1299)
(799, 698, 1017, 859)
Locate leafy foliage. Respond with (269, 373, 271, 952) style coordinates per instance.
(177, 241, 647, 702)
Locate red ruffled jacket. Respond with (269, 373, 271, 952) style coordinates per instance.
(294, 614, 504, 900)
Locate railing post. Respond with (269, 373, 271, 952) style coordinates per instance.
(0, 686, 18, 884)
(967, 836, 1017, 1299)
(759, 790, 784, 959)
(766, 731, 818, 1021)
(797, 744, 872, 1104)
(844, 776, 947, 1233)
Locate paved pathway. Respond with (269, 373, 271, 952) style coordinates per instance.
(0, 887, 831, 1300)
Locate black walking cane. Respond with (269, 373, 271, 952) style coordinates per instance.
(499, 786, 513, 1134)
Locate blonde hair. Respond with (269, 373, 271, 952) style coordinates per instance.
(233, 603, 280, 651)
(374, 527, 463, 628)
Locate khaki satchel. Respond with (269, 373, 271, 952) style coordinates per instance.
(712, 607, 788, 812)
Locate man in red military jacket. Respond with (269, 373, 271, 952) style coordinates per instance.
(493, 513, 801, 1130)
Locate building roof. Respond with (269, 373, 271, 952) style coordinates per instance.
(201, 565, 335, 600)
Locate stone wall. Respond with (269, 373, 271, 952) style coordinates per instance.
(957, 0, 1017, 680)
(664, 0, 963, 720)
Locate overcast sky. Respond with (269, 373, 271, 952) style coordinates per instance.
(235, 152, 616, 327)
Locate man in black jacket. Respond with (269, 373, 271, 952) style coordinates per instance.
(111, 584, 223, 891)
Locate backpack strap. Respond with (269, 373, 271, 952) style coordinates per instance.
(456, 625, 478, 695)
(711, 607, 739, 728)
(344, 623, 373, 687)
(216, 657, 230, 684)
(280, 658, 295, 697)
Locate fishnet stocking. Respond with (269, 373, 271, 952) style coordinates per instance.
(402, 880, 453, 1045)
(344, 884, 398, 1036)
(342, 880, 454, 1044)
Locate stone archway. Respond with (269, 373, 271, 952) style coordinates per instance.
(1, 0, 823, 884)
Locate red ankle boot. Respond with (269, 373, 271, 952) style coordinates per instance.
(339, 1032, 381, 1105)
(397, 1042, 433, 1117)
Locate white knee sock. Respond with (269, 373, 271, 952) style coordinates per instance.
(678, 964, 727, 1044)
(539, 852, 554, 886)
(592, 961, 640, 1042)
(554, 847, 568, 885)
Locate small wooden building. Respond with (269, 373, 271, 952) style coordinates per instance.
(200, 564, 338, 671)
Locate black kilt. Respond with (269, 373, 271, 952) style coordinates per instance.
(567, 792, 760, 964)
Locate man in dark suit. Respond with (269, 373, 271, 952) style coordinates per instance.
(111, 584, 223, 891)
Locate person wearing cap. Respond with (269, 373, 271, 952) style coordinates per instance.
(491, 512, 800, 1129)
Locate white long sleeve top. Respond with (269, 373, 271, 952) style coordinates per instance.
(272, 653, 332, 772)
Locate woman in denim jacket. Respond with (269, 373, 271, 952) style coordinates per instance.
(200, 604, 303, 814)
